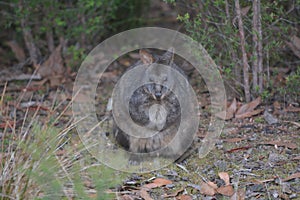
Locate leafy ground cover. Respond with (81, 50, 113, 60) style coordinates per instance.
(1, 52, 299, 199)
(0, 1, 299, 199)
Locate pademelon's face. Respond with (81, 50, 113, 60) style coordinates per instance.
(139, 49, 175, 101)
(143, 64, 174, 100)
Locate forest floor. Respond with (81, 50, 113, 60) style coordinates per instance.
(0, 1, 299, 200)
(1, 50, 299, 200)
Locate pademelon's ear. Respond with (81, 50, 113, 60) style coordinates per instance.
(139, 49, 153, 64)
(162, 47, 175, 65)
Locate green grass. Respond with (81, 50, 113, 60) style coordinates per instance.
(0, 87, 124, 199)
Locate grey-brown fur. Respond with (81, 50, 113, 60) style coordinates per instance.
(113, 48, 188, 158)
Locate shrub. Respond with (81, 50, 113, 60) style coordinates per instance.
(0, 89, 123, 199)
(166, 0, 299, 100)
(1, 0, 149, 68)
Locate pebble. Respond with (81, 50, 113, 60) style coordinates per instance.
(271, 189, 279, 198)
(268, 153, 287, 163)
(214, 160, 227, 171)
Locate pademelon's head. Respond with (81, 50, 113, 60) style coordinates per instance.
(139, 48, 175, 100)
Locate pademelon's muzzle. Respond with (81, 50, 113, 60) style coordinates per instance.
(154, 85, 163, 100)
(155, 92, 162, 99)
(143, 84, 170, 101)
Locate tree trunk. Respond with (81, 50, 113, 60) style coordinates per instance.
(225, 0, 241, 85)
(19, 1, 41, 66)
(257, 0, 263, 93)
(252, 0, 258, 91)
(235, 0, 251, 102)
(45, 4, 55, 52)
(46, 30, 55, 52)
(80, 14, 87, 49)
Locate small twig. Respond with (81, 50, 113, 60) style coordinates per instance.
(226, 146, 252, 153)
(175, 163, 189, 173)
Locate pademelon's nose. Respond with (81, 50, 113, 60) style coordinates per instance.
(154, 85, 162, 99)
(155, 92, 162, 99)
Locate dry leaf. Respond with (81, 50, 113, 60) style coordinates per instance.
(200, 182, 216, 196)
(140, 189, 153, 200)
(143, 178, 172, 189)
(279, 193, 289, 200)
(0, 120, 15, 128)
(289, 121, 300, 127)
(129, 52, 140, 59)
(177, 194, 193, 200)
(226, 146, 252, 153)
(119, 194, 135, 200)
(152, 178, 172, 186)
(119, 58, 131, 67)
(235, 108, 264, 119)
(83, 179, 93, 188)
(37, 45, 65, 78)
(197, 130, 207, 138)
(226, 98, 237, 120)
(216, 185, 234, 196)
(251, 178, 276, 184)
(163, 188, 183, 198)
(241, 6, 251, 16)
(291, 35, 300, 49)
(283, 172, 300, 182)
(219, 172, 230, 185)
(228, 98, 237, 114)
(30, 78, 48, 87)
(224, 137, 247, 143)
(55, 149, 66, 156)
(230, 188, 246, 200)
(142, 183, 158, 189)
(260, 140, 297, 149)
(62, 109, 73, 116)
(49, 76, 62, 87)
(101, 72, 118, 78)
(140, 49, 153, 64)
(216, 98, 237, 120)
(73, 93, 91, 103)
(215, 110, 227, 120)
(0, 153, 7, 161)
(286, 35, 300, 59)
(285, 105, 300, 112)
(6, 40, 26, 62)
(292, 156, 300, 160)
(207, 181, 218, 189)
(0, 68, 41, 82)
(88, 193, 97, 198)
(236, 97, 261, 115)
(273, 101, 281, 109)
(187, 183, 201, 191)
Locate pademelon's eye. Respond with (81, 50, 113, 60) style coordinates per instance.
(149, 76, 154, 82)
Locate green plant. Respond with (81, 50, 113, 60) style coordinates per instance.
(1, 0, 149, 68)
(171, 0, 299, 100)
(163, 0, 176, 5)
(254, 116, 264, 123)
(176, 1, 240, 72)
(261, 90, 271, 101)
(285, 66, 300, 100)
(1, 122, 123, 199)
(66, 45, 86, 69)
(0, 88, 124, 199)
